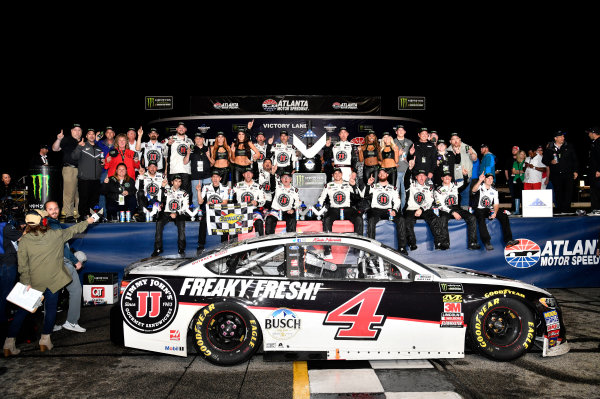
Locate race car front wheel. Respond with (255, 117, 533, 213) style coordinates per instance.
(192, 301, 262, 366)
(469, 297, 535, 361)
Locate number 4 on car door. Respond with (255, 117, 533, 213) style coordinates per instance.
(323, 288, 386, 340)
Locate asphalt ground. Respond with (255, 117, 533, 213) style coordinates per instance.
(0, 288, 598, 399)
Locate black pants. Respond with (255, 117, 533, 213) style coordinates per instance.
(212, 167, 230, 184)
(231, 163, 250, 186)
(265, 211, 296, 234)
(550, 172, 573, 213)
(591, 178, 600, 211)
(323, 207, 363, 235)
(474, 208, 513, 245)
(363, 164, 379, 184)
(154, 212, 186, 252)
(439, 208, 478, 247)
(405, 208, 442, 246)
(78, 179, 100, 218)
(197, 213, 230, 250)
(366, 208, 407, 249)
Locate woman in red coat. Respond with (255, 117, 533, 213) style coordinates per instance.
(104, 133, 140, 179)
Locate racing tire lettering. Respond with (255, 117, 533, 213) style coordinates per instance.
(468, 297, 534, 361)
(191, 301, 262, 366)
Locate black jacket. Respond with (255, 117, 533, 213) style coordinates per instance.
(101, 176, 137, 203)
(542, 141, 578, 177)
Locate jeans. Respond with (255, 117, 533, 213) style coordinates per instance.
(0, 263, 17, 323)
(458, 179, 471, 207)
(8, 288, 59, 337)
(98, 169, 108, 215)
(397, 171, 406, 211)
(64, 260, 82, 324)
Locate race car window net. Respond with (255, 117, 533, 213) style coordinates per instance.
(204, 245, 286, 277)
(298, 244, 412, 281)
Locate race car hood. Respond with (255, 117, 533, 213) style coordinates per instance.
(124, 255, 190, 275)
(427, 264, 552, 296)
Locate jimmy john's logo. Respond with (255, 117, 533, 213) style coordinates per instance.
(333, 191, 346, 205)
(413, 192, 425, 205)
(146, 149, 161, 163)
(480, 196, 492, 208)
(335, 151, 348, 162)
(277, 193, 291, 207)
(240, 192, 255, 203)
(168, 200, 181, 211)
(176, 144, 188, 157)
(445, 195, 458, 207)
(377, 193, 390, 206)
(121, 277, 178, 333)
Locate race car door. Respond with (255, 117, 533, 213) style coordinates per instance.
(281, 242, 465, 360)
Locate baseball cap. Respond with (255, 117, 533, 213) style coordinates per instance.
(585, 127, 599, 134)
(480, 143, 489, 148)
(414, 169, 427, 176)
(485, 172, 494, 178)
(512, 145, 519, 150)
(280, 130, 288, 136)
(554, 130, 566, 137)
(25, 209, 48, 225)
(333, 167, 342, 174)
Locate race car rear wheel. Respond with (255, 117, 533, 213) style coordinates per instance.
(192, 301, 262, 366)
(469, 297, 535, 361)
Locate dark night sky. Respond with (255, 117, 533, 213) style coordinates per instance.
(4, 89, 598, 185)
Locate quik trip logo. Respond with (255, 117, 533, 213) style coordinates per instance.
(505, 238, 599, 268)
(121, 277, 178, 333)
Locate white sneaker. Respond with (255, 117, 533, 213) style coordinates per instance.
(62, 322, 86, 333)
(53, 324, 62, 332)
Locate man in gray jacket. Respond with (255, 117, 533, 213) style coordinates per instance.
(449, 132, 478, 209)
(393, 124, 413, 211)
(72, 128, 104, 221)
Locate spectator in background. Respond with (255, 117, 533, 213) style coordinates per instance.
(126, 128, 138, 153)
(104, 133, 140, 180)
(102, 163, 137, 221)
(393, 125, 413, 210)
(586, 127, 600, 214)
(429, 130, 439, 145)
(44, 201, 86, 333)
(190, 132, 213, 207)
(542, 131, 578, 214)
(0, 173, 15, 200)
(479, 144, 496, 182)
(511, 150, 526, 215)
(504, 146, 519, 212)
(30, 144, 50, 167)
(72, 128, 104, 221)
(449, 132, 477, 210)
(524, 145, 546, 190)
(52, 124, 82, 223)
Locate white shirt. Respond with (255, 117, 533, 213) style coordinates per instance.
(477, 185, 499, 209)
(524, 154, 545, 184)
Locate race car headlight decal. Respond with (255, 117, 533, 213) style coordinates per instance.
(539, 297, 557, 308)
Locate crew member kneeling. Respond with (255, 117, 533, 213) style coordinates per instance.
(265, 171, 300, 234)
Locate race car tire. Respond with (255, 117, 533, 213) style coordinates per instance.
(469, 297, 535, 361)
(192, 301, 262, 366)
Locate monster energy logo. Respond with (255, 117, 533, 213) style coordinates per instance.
(145, 96, 173, 110)
(439, 283, 463, 293)
(30, 174, 49, 200)
(398, 96, 426, 110)
(293, 173, 326, 188)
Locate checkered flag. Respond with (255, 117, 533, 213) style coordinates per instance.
(206, 203, 255, 235)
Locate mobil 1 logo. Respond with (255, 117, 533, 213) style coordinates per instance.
(121, 277, 179, 333)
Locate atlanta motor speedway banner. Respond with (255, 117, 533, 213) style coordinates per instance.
(69, 217, 599, 289)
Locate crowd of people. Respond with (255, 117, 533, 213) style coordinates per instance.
(0, 118, 599, 357)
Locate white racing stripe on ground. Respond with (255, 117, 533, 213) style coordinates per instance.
(308, 368, 384, 394)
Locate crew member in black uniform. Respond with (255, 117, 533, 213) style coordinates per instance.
(409, 127, 437, 181)
(362, 168, 408, 255)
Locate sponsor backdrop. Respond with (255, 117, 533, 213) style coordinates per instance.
(69, 217, 599, 289)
